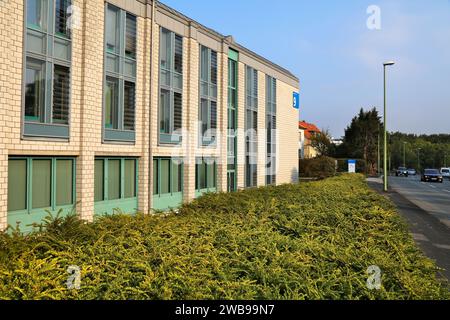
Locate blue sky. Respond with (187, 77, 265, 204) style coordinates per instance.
(161, 0, 450, 138)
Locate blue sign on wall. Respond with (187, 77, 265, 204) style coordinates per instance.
(293, 92, 300, 109)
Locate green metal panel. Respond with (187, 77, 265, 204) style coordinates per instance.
(152, 192, 183, 211)
(94, 198, 138, 216)
(228, 49, 239, 62)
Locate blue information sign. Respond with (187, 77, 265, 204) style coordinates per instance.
(293, 92, 300, 109)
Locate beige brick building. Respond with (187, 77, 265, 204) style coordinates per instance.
(0, 0, 300, 231)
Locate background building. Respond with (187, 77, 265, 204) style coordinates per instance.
(299, 121, 321, 159)
(0, 0, 300, 231)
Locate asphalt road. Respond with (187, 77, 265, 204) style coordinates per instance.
(389, 175, 450, 229)
(368, 175, 450, 280)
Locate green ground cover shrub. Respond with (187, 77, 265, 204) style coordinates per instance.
(0, 174, 448, 300)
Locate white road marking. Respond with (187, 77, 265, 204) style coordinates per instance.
(429, 185, 436, 189)
(444, 190, 450, 193)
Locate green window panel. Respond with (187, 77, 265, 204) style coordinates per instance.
(108, 159, 121, 201)
(32, 159, 52, 209)
(94, 158, 138, 216)
(94, 159, 104, 202)
(124, 159, 136, 198)
(196, 158, 217, 197)
(8, 160, 27, 212)
(7, 157, 76, 232)
(56, 159, 73, 206)
(158, 28, 183, 145)
(160, 159, 170, 195)
(104, 4, 137, 142)
(24, 0, 72, 139)
(152, 158, 184, 211)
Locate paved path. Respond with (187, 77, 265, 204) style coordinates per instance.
(368, 177, 450, 281)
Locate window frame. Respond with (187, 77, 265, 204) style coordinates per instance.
(152, 157, 184, 211)
(266, 75, 277, 185)
(158, 28, 183, 145)
(227, 51, 238, 192)
(22, 0, 73, 140)
(7, 156, 76, 216)
(195, 157, 217, 197)
(245, 65, 258, 188)
(102, 3, 137, 143)
(94, 157, 139, 204)
(198, 45, 218, 147)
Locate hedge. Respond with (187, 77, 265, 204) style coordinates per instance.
(299, 156, 336, 179)
(0, 174, 448, 300)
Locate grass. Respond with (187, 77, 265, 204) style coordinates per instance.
(0, 174, 448, 300)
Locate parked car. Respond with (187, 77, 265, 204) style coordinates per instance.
(440, 168, 450, 180)
(421, 169, 443, 183)
(407, 168, 417, 176)
(396, 167, 408, 177)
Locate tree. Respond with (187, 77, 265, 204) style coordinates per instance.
(338, 108, 382, 175)
(310, 129, 333, 157)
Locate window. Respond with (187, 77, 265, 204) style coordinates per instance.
(245, 66, 258, 188)
(7, 157, 76, 213)
(266, 76, 277, 185)
(199, 45, 218, 146)
(159, 28, 183, 145)
(104, 4, 137, 142)
(196, 158, 217, 196)
(227, 50, 238, 191)
(153, 158, 183, 211)
(94, 158, 138, 203)
(24, 0, 72, 138)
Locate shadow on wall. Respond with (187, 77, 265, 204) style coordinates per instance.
(291, 167, 299, 183)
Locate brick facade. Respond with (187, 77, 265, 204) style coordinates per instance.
(0, 0, 300, 231)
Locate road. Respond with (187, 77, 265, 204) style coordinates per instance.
(368, 175, 450, 280)
(389, 175, 450, 229)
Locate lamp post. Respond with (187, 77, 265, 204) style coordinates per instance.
(403, 142, 407, 168)
(383, 61, 395, 192)
(417, 148, 422, 173)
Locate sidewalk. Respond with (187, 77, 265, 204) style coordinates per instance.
(367, 179, 450, 281)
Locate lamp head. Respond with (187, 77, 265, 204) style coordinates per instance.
(384, 61, 395, 66)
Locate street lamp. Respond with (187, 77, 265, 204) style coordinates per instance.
(403, 142, 407, 168)
(383, 61, 395, 192)
(417, 148, 422, 173)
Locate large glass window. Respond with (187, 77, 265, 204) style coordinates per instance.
(199, 45, 218, 146)
(7, 157, 75, 213)
(94, 158, 138, 203)
(104, 4, 137, 142)
(153, 158, 183, 196)
(24, 0, 72, 138)
(196, 158, 217, 194)
(245, 66, 258, 188)
(159, 28, 183, 145)
(227, 51, 238, 192)
(266, 76, 277, 185)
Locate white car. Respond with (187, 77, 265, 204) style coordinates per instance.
(441, 168, 450, 180)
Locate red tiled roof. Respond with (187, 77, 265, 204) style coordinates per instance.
(299, 121, 321, 139)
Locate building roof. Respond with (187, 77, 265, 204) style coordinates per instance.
(299, 121, 321, 139)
